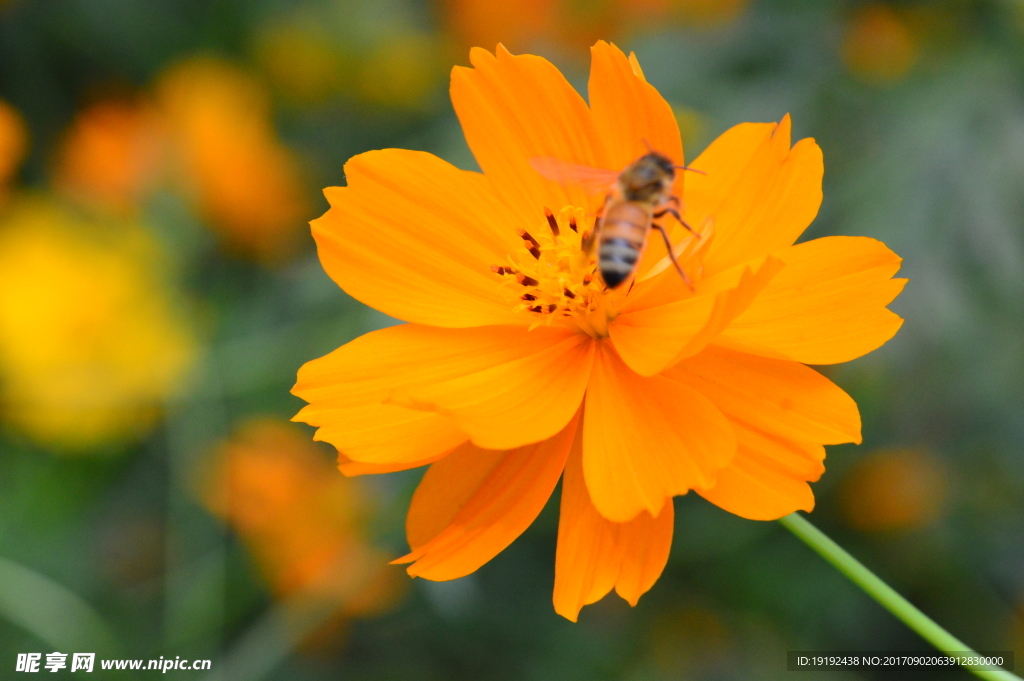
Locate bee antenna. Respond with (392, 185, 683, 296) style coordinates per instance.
(641, 137, 654, 152)
(673, 165, 706, 175)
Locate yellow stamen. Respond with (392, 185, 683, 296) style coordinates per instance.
(492, 206, 605, 331)
(491, 206, 710, 338)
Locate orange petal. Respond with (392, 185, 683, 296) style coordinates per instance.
(294, 324, 587, 464)
(312, 148, 527, 328)
(395, 412, 579, 581)
(553, 435, 673, 621)
(608, 292, 716, 378)
(451, 45, 607, 221)
(404, 440, 505, 551)
(610, 255, 783, 376)
(587, 43, 686, 281)
(305, 403, 467, 467)
(588, 41, 683, 171)
(395, 328, 594, 450)
(672, 256, 785, 361)
(721, 236, 907, 364)
(697, 423, 824, 520)
(337, 450, 449, 477)
(582, 342, 736, 522)
(684, 116, 824, 276)
(665, 345, 861, 446)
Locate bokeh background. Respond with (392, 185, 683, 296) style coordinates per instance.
(0, 0, 1022, 678)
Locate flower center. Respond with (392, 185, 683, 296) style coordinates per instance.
(491, 206, 610, 330)
(491, 205, 712, 338)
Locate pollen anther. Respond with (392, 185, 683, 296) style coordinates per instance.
(544, 208, 560, 236)
(491, 205, 607, 328)
(518, 229, 542, 259)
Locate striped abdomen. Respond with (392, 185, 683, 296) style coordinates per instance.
(597, 201, 650, 288)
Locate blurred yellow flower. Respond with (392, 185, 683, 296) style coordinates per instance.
(669, 0, 749, 26)
(0, 98, 28, 198)
(840, 448, 947, 531)
(0, 198, 196, 450)
(842, 5, 918, 85)
(254, 23, 349, 105)
(355, 33, 447, 110)
(54, 98, 165, 214)
(155, 57, 310, 264)
(202, 419, 402, 616)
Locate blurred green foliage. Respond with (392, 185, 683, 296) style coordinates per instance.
(1, 0, 1023, 679)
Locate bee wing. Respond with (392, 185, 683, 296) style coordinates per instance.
(529, 156, 620, 195)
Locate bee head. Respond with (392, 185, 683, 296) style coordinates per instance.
(641, 152, 676, 180)
(621, 152, 676, 203)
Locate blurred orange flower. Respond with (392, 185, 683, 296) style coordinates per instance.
(1012, 604, 1024, 663)
(54, 98, 165, 214)
(155, 57, 310, 263)
(202, 419, 401, 616)
(293, 42, 905, 620)
(0, 198, 195, 450)
(840, 448, 947, 531)
(641, 603, 731, 677)
(443, 0, 750, 54)
(444, 0, 556, 53)
(842, 5, 918, 84)
(0, 98, 28, 198)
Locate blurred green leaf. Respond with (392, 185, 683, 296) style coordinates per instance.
(0, 555, 121, 656)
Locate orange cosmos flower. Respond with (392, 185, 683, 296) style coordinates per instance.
(842, 5, 918, 85)
(444, 0, 556, 54)
(155, 57, 310, 263)
(54, 98, 164, 214)
(0, 98, 28, 200)
(443, 0, 750, 56)
(840, 448, 947, 532)
(293, 41, 906, 621)
(202, 419, 402, 616)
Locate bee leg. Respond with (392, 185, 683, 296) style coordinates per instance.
(652, 223, 694, 291)
(583, 196, 610, 253)
(652, 206, 699, 237)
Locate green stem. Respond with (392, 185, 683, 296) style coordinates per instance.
(778, 512, 1020, 681)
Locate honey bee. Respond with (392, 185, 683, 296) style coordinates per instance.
(530, 151, 696, 289)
